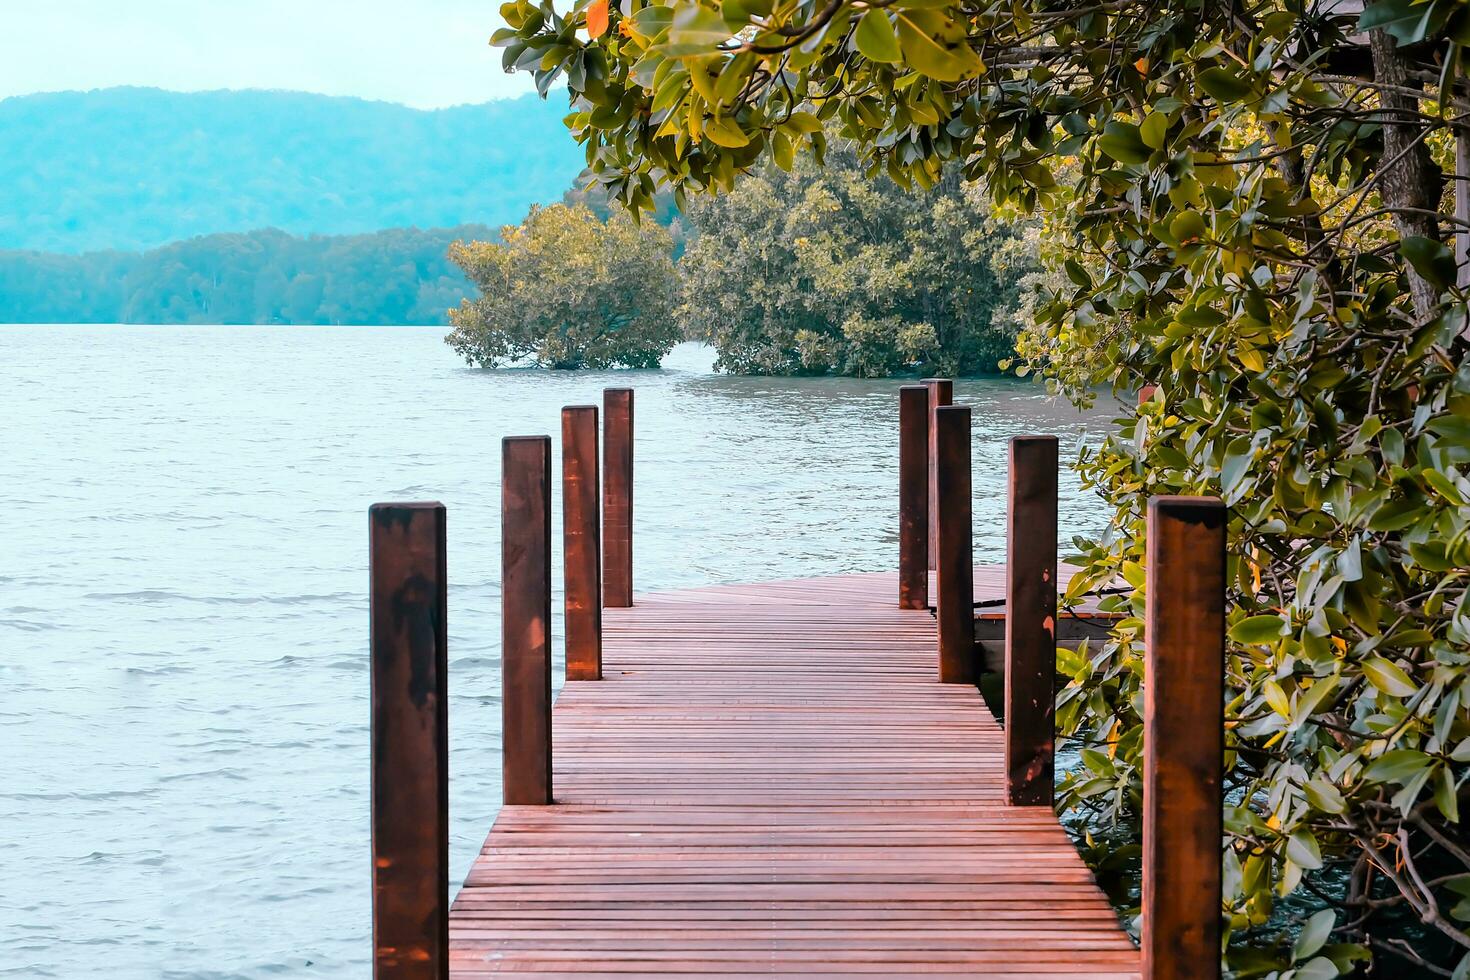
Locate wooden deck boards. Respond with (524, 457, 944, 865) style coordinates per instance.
(449, 570, 1138, 977)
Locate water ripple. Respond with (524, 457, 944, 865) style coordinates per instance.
(0, 325, 1112, 978)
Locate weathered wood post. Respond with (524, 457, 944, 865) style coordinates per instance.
(898, 385, 930, 609)
(934, 404, 974, 683)
(562, 406, 602, 680)
(923, 378, 953, 570)
(1143, 495, 1226, 980)
(1005, 436, 1058, 806)
(502, 436, 553, 805)
(369, 502, 449, 980)
(603, 387, 634, 608)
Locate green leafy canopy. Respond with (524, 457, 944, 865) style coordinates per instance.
(497, 0, 1470, 971)
(447, 203, 680, 368)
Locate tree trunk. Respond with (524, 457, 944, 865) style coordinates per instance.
(1368, 27, 1443, 322)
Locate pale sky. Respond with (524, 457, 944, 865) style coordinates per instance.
(0, 0, 534, 108)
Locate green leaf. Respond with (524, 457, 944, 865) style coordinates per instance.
(1098, 121, 1151, 165)
(630, 5, 675, 35)
(1197, 65, 1254, 103)
(1362, 656, 1417, 697)
(1367, 497, 1424, 533)
(1291, 676, 1340, 732)
(1359, 0, 1451, 45)
(1435, 765, 1460, 822)
(1221, 441, 1254, 501)
(1400, 236, 1455, 290)
(783, 110, 823, 134)
(1171, 211, 1207, 244)
(1362, 748, 1431, 784)
(702, 116, 750, 147)
(1428, 414, 1470, 446)
(894, 9, 983, 81)
(1263, 679, 1291, 717)
(1294, 909, 1336, 961)
(663, 5, 733, 56)
(1139, 111, 1169, 150)
(1303, 773, 1346, 813)
(1286, 828, 1323, 870)
(713, 52, 755, 104)
(854, 10, 902, 63)
(771, 129, 795, 171)
(1230, 614, 1289, 644)
(720, 0, 753, 31)
(1294, 957, 1341, 980)
(1064, 258, 1092, 288)
(1121, 560, 1146, 589)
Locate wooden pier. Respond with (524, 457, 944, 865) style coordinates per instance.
(369, 385, 1227, 979)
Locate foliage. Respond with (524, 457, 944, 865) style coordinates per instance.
(678, 140, 1031, 375)
(563, 181, 687, 253)
(446, 203, 679, 368)
(0, 88, 582, 253)
(495, 0, 1470, 972)
(0, 225, 491, 325)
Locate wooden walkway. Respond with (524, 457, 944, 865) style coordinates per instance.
(448, 570, 1139, 977)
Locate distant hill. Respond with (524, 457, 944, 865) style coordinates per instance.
(0, 87, 584, 253)
(0, 225, 498, 325)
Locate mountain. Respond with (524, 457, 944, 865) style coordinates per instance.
(0, 225, 499, 325)
(0, 87, 585, 253)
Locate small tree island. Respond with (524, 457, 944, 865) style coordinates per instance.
(446, 203, 680, 368)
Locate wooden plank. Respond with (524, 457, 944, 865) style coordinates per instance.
(934, 405, 975, 683)
(561, 406, 602, 681)
(922, 378, 952, 571)
(502, 436, 553, 806)
(898, 385, 929, 609)
(1142, 497, 1225, 980)
(370, 502, 449, 980)
(449, 569, 1137, 976)
(602, 388, 633, 608)
(1005, 435, 1058, 805)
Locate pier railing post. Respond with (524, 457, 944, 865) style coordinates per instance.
(1143, 496, 1226, 980)
(923, 378, 953, 571)
(369, 502, 449, 980)
(502, 436, 553, 805)
(899, 385, 930, 609)
(562, 406, 602, 680)
(603, 387, 634, 608)
(1005, 436, 1058, 805)
(934, 404, 974, 683)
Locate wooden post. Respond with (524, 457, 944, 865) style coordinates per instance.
(369, 502, 449, 980)
(603, 387, 634, 608)
(1005, 436, 1058, 806)
(502, 436, 553, 805)
(1143, 496, 1226, 980)
(562, 406, 602, 680)
(898, 385, 929, 609)
(923, 378, 953, 571)
(934, 404, 974, 683)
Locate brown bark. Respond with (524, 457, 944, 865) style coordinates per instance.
(1368, 28, 1444, 322)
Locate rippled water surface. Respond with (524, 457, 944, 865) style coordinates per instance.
(3, 325, 1114, 978)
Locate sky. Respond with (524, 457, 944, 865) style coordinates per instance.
(0, 0, 534, 108)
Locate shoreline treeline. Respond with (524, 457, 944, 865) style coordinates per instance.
(0, 225, 493, 326)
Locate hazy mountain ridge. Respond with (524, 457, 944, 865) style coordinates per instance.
(0, 87, 584, 253)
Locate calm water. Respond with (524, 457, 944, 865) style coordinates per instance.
(2, 325, 1112, 978)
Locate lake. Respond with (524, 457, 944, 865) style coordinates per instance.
(2, 324, 1114, 978)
